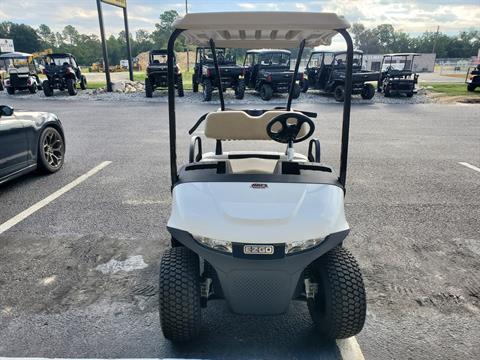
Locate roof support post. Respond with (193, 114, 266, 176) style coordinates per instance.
(337, 29, 353, 191)
(209, 38, 225, 111)
(167, 28, 184, 188)
(286, 39, 305, 111)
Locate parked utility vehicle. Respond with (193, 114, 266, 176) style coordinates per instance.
(301, 50, 377, 101)
(159, 12, 366, 343)
(465, 64, 480, 92)
(42, 53, 86, 96)
(243, 49, 301, 101)
(0, 52, 42, 94)
(145, 50, 183, 98)
(377, 53, 419, 97)
(192, 47, 245, 101)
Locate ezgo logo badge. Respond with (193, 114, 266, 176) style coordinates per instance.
(244, 245, 275, 255)
(250, 183, 268, 189)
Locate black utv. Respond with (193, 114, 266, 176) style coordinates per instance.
(243, 49, 301, 101)
(145, 50, 183, 98)
(301, 50, 377, 102)
(42, 53, 86, 96)
(465, 64, 480, 92)
(192, 47, 245, 101)
(377, 53, 419, 97)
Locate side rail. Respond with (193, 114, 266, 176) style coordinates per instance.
(189, 136, 203, 163)
(308, 139, 321, 163)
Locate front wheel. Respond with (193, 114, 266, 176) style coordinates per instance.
(202, 79, 213, 101)
(28, 83, 38, 94)
(6, 86, 15, 95)
(235, 79, 245, 99)
(308, 247, 366, 339)
(80, 75, 87, 90)
(334, 84, 345, 102)
(292, 83, 301, 99)
(260, 83, 273, 101)
(145, 78, 153, 98)
(300, 79, 309, 93)
(467, 84, 476, 92)
(177, 75, 184, 97)
(159, 247, 201, 342)
(383, 84, 391, 97)
(38, 127, 65, 173)
(361, 83, 375, 100)
(66, 78, 77, 96)
(43, 80, 53, 97)
(192, 76, 199, 92)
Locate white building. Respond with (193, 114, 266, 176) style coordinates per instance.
(363, 53, 436, 72)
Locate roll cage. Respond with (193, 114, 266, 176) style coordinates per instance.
(166, 12, 354, 190)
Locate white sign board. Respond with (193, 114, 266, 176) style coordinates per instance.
(0, 39, 14, 52)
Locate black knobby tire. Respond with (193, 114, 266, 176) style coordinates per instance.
(38, 127, 65, 174)
(360, 83, 375, 100)
(467, 84, 476, 92)
(383, 84, 391, 97)
(192, 75, 199, 92)
(260, 83, 273, 101)
(80, 75, 87, 90)
(203, 80, 213, 101)
(235, 79, 246, 99)
(159, 247, 201, 342)
(308, 246, 366, 339)
(300, 79, 309, 93)
(177, 75, 184, 97)
(292, 83, 301, 99)
(334, 85, 345, 102)
(6, 86, 15, 95)
(29, 83, 38, 94)
(145, 78, 153, 98)
(66, 78, 77, 96)
(43, 80, 53, 97)
(406, 91, 414, 97)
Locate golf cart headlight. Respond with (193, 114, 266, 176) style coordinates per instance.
(193, 235, 232, 253)
(285, 237, 324, 254)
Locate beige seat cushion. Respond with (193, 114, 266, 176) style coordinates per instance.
(201, 151, 308, 162)
(229, 158, 278, 174)
(204, 110, 308, 140)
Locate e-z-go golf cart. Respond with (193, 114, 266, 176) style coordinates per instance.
(160, 12, 366, 342)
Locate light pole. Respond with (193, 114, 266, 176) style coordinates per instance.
(185, 0, 189, 72)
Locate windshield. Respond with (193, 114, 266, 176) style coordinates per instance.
(200, 48, 235, 63)
(45, 57, 71, 66)
(1, 57, 35, 73)
(151, 54, 168, 64)
(382, 56, 409, 71)
(332, 53, 363, 67)
(258, 52, 290, 67)
(308, 53, 323, 68)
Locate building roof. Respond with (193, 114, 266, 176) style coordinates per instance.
(173, 12, 350, 48)
(0, 52, 32, 58)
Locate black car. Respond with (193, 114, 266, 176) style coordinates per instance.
(243, 49, 301, 101)
(301, 50, 378, 102)
(192, 47, 245, 101)
(465, 64, 480, 92)
(145, 50, 183, 98)
(377, 53, 420, 97)
(42, 53, 86, 96)
(0, 105, 65, 185)
(0, 52, 43, 95)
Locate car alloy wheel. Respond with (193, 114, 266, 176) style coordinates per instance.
(42, 128, 64, 169)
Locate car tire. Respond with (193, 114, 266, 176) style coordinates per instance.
(360, 83, 375, 100)
(260, 83, 273, 101)
(308, 246, 366, 339)
(28, 83, 38, 94)
(145, 78, 153, 98)
(202, 80, 213, 101)
(80, 75, 87, 90)
(192, 76, 199, 93)
(292, 83, 301, 99)
(159, 247, 201, 342)
(334, 84, 345, 102)
(383, 84, 391, 97)
(37, 127, 65, 174)
(43, 80, 53, 97)
(6, 86, 15, 95)
(300, 79, 309, 93)
(467, 84, 476, 92)
(235, 79, 246, 99)
(66, 78, 77, 96)
(177, 75, 184, 97)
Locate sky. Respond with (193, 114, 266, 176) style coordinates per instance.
(1, 0, 479, 50)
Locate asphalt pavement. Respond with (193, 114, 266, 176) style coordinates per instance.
(0, 96, 479, 359)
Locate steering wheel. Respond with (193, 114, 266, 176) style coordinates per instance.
(266, 113, 315, 144)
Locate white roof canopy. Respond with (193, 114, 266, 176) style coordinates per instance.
(173, 12, 350, 48)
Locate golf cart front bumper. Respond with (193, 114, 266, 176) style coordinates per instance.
(168, 227, 349, 315)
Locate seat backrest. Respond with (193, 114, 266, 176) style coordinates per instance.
(204, 110, 308, 140)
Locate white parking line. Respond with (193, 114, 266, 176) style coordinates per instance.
(459, 162, 480, 173)
(337, 337, 365, 360)
(0, 161, 112, 235)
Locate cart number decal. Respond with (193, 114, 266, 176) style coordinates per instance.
(244, 245, 275, 255)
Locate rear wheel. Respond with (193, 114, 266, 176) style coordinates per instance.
(467, 84, 476, 92)
(360, 83, 375, 100)
(260, 83, 273, 101)
(28, 83, 37, 94)
(38, 127, 65, 173)
(383, 84, 391, 97)
(292, 83, 301, 99)
(333, 84, 345, 102)
(202, 79, 213, 101)
(6, 86, 15, 95)
(308, 246, 366, 339)
(43, 80, 53, 97)
(192, 75, 199, 92)
(145, 78, 153, 98)
(66, 78, 77, 96)
(80, 75, 87, 90)
(235, 79, 245, 99)
(300, 79, 309, 93)
(406, 91, 414, 97)
(159, 247, 201, 342)
(177, 75, 184, 97)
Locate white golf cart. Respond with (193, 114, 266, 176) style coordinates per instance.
(0, 52, 42, 94)
(160, 12, 366, 342)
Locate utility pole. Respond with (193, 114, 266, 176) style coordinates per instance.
(123, 4, 134, 80)
(96, 0, 112, 92)
(432, 25, 440, 54)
